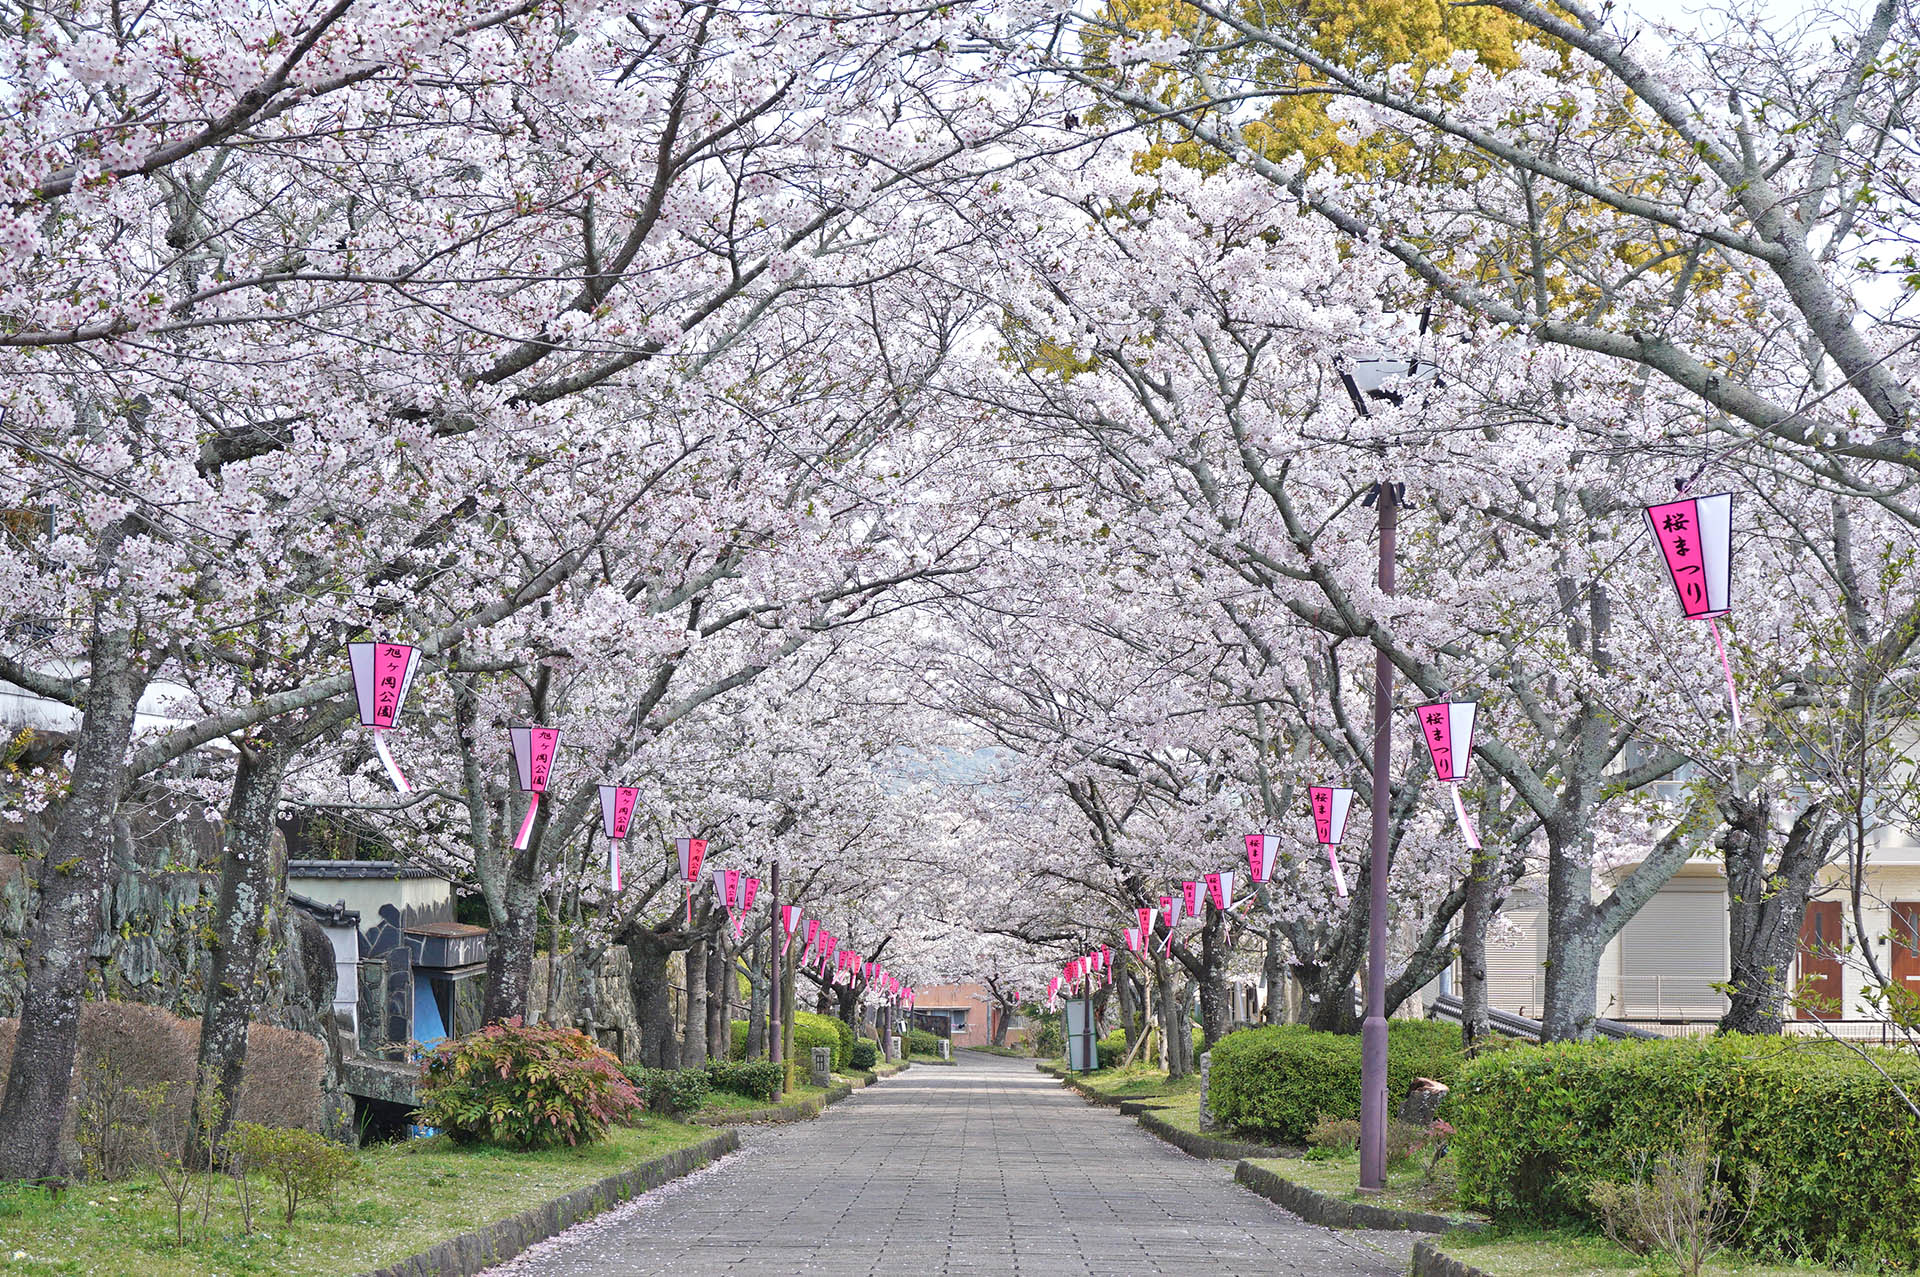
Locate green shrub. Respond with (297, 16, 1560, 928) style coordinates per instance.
(621, 1066, 713, 1118)
(226, 1123, 358, 1225)
(906, 1027, 942, 1056)
(1095, 1029, 1131, 1070)
(729, 1019, 749, 1060)
(792, 1011, 849, 1071)
(829, 1014, 856, 1068)
(851, 1039, 878, 1070)
(416, 1021, 639, 1148)
(706, 1059, 782, 1103)
(1030, 1013, 1063, 1058)
(1207, 1020, 1464, 1144)
(1449, 1034, 1920, 1268)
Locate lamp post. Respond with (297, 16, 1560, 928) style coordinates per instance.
(1340, 340, 1434, 1192)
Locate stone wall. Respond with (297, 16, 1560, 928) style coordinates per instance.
(528, 947, 646, 1061)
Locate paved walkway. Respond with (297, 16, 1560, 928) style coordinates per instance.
(496, 1050, 1410, 1276)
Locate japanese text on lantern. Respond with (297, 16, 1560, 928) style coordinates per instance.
(1647, 499, 1711, 615)
(372, 644, 410, 726)
(1419, 705, 1452, 778)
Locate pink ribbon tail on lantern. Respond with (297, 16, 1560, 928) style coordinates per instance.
(1449, 784, 1482, 851)
(1709, 617, 1743, 732)
(513, 795, 540, 850)
(372, 730, 410, 793)
(1327, 846, 1349, 899)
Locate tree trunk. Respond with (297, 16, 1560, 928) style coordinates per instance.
(1194, 908, 1232, 1047)
(682, 935, 709, 1064)
(1116, 953, 1137, 1048)
(482, 867, 543, 1026)
(746, 931, 767, 1060)
(1262, 923, 1288, 1025)
(625, 928, 680, 1068)
(1151, 948, 1190, 1078)
(706, 934, 728, 1059)
(1458, 847, 1498, 1054)
(0, 624, 145, 1182)
(188, 735, 293, 1166)
(1721, 795, 1835, 1035)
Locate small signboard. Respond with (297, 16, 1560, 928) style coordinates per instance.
(1064, 997, 1098, 1073)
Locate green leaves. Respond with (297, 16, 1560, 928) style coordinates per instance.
(414, 1022, 640, 1150)
(1449, 1035, 1920, 1267)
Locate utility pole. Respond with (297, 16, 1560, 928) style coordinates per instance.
(768, 860, 782, 1096)
(1360, 479, 1396, 1191)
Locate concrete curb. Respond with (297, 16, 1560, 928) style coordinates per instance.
(695, 1081, 855, 1126)
(1115, 1100, 1172, 1116)
(1136, 1111, 1291, 1161)
(358, 1129, 740, 1277)
(1410, 1238, 1497, 1277)
(1232, 1160, 1484, 1235)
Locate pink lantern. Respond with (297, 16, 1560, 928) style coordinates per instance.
(348, 640, 422, 792)
(1646, 491, 1741, 729)
(1136, 905, 1155, 940)
(676, 837, 708, 924)
(598, 784, 639, 891)
(1159, 894, 1180, 954)
(1124, 927, 1141, 953)
(1309, 786, 1355, 899)
(1205, 869, 1237, 912)
(1100, 945, 1113, 985)
(1245, 833, 1279, 886)
(1181, 880, 1200, 921)
(738, 877, 759, 940)
(509, 726, 561, 850)
(1415, 702, 1481, 850)
(780, 905, 801, 954)
(1047, 976, 1061, 1008)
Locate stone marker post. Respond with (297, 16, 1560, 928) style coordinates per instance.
(1198, 1051, 1216, 1132)
(890, 1034, 902, 1061)
(810, 1046, 832, 1089)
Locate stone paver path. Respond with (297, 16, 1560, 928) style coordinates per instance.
(496, 1049, 1410, 1276)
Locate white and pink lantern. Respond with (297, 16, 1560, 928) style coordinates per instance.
(509, 725, 561, 851)
(1415, 702, 1481, 850)
(1205, 869, 1237, 912)
(1047, 976, 1061, 1008)
(780, 905, 801, 955)
(1308, 785, 1355, 899)
(1181, 880, 1200, 922)
(1124, 926, 1141, 954)
(1158, 894, 1180, 954)
(598, 784, 639, 891)
(1646, 491, 1741, 729)
(675, 836, 708, 924)
(1245, 833, 1279, 886)
(348, 640, 423, 792)
(738, 877, 759, 940)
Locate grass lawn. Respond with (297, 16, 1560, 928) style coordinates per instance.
(963, 1044, 1028, 1058)
(0, 1118, 717, 1276)
(1442, 1228, 1848, 1276)
(1070, 1062, 1200, 1101)
(1248, 1152, 1480, 1223)
(907, 1053, 955, 1065)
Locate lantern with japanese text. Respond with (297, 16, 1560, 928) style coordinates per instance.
(597, 784, 638, 891)
(348, 640, 422, 792)
(1646, 491, 1741, 728)
(509, 726, 560, 850)
(1414, 701, 1481, 850)
(675, 836, 708, 924)
(1308, 785, 1355, 899)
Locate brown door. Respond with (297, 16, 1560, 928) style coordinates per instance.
(1892, 904, 1920, 1004)
(1795, 901, 1844, 1021)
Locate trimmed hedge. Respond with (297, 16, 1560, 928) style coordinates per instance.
(851, 1039, 878, 1070)
(623, 1065, 712, 1118)
(1207, 1021, 1464, 1144)
(1450, 1034, 1920, 1267)
(905, 1027, 942, 1056)
(707, 1059, 782, 1103)
(793, 1011, 849, 1070)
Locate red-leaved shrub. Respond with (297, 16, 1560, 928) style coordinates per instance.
(416, 1020, 640, 1148)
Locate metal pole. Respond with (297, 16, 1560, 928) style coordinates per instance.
(1360, 481, 1397, 1190)
(768, 861, 782, 1077)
